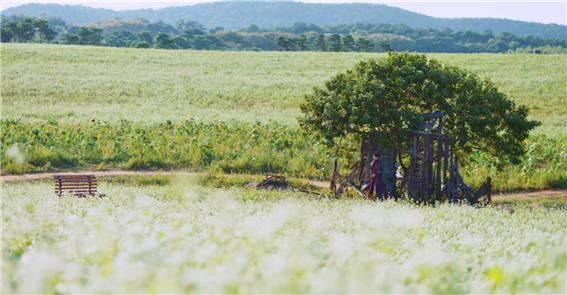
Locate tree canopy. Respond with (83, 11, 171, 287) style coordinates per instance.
(300, 53, 539, 163)
(2, 17, 566, 53)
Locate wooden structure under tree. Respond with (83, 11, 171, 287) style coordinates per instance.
(256, 174, 288, 189)
(331, 112, 491, 205)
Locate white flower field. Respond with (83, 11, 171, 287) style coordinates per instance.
(2, 182, 566, 293)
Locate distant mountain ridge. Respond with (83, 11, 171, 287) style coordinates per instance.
(3, 2, 566, 40)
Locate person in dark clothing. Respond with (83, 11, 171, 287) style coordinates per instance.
(367, 153, 387, 201)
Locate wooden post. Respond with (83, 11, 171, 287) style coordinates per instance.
(486, 177, 492, 204)
(448, 141, 457, 202)
(410, 133, 420, 200)
(330, 158, 338, 193)
(423, 134, 430, 201)
(357, 139, 366, 187)
(435, 137, 443, 200)
(443, 138, 448, 190)
(408, 134, 415, 198)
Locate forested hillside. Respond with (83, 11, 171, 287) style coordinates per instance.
(3, 2, 566, 40)
(2, 16, 565, 53)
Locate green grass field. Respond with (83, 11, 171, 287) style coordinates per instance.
(1, 44, 566, 191)
(2, 44, 565, 135)
(2, 182, 566, 293)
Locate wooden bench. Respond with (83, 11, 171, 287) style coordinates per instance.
(54, 174, 104, 198)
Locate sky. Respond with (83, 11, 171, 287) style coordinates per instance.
(1, 1, 566, 25)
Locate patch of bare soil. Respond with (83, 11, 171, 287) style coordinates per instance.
(2, 170, 565, 200)
(0, 171, 198, 182)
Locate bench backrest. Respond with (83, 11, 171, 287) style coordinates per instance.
(54, 175, 97, 196)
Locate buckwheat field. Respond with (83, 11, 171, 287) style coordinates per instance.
(2, 182, 566, 293)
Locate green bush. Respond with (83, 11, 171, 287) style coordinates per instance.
(0, 119, 330, 178)
(462, 135, 567, 191)
(1, 119, 564, 191)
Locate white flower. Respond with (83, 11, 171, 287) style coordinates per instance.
(6, 143, 26, 164)
(16, 250, 64, 293)
(3, 184, 566, 293)
(459, 231, 484, 247)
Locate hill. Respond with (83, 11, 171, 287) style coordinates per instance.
(3, 2, 566, 40)
(2, 44, 565, 135)
(5, 15, 564, 53)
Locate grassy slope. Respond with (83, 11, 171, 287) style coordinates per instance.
(2, 44, 566, 135)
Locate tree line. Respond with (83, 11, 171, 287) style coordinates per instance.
(2, 16, 566, 53)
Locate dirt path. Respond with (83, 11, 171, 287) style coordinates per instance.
(0, 170, 329, 188)
(491, 189, 567, 200)
(2, 170, 565, 199)
(1, 171, 199, 182)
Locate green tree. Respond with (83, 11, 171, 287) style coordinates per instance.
(4, 22, 19, 42)
(0, 22, 19, 42)
(356, 37, 374, 52)
(298, 34, 307, 51)
(342, 34, 355, 51)
(76, 27, 103, 45)
(316, 34, 326, 51)
(193, 35, 214, 50)
(32, 19, 56, 42)
(276, 36, 290, 51)
(1, 17, 60, 43)
(16, 18, 35, 42)
(203, 35, 226, 50)
(487, 38, 508, 52)
(328, 34, 342, 51)
(176, 20, 206, 35)
(107, 30, 136, 47)
(60, 33, 79, 44)
(135, 41, 151, 48)
(300, 53, 538, 166)
(173, 36, 191, 49)
(1, 27, 14, 42)
(137, 31, 153, 45)
(154, 33, 177, 49)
